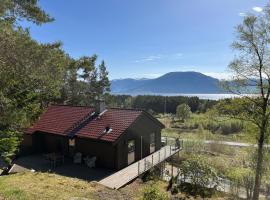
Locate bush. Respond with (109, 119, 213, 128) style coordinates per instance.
(178, 182, 217, 198)
(200, 120, 244, 135)
(141, 168, 160, 182)
(171, 184, 180, 195)
(178, 155, 221, 197)
(176, 104, 191, 122)
(143, 184, 169, 200)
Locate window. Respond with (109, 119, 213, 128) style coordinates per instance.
(128, 140, 135, 164)
(69, 139, 75, 147)
(128, 140, 135, 153)
(150, 133, 155, 153)
(68, 138, 75, 156)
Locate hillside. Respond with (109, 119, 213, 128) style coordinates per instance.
(0, 172, 230, 200)
(110, 72, 225, 94)
(0, 172, 134, 200)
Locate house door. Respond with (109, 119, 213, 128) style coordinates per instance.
(127, 140, 135, 165)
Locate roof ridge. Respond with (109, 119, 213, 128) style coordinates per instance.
(50, 104, 94, 108)
(50, 104, 143, 112)
(108, 107, 143, 111)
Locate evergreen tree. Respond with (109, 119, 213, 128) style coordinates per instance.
(98, 60, 110, 96)
(0, 0, 67, 163)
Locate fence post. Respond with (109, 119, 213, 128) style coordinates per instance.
(182, 140, 184, 149)
(144, 158, 146, 171)
(171, 163, 173, 178)
(159, 151, 160, 162)
(138, 161, 140, 175)
(152, 154, 154, 166)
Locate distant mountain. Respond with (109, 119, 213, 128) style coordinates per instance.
(110, 78, 150, 93)
(110, 72, 226, 94)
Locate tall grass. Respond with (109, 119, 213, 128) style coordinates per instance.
(181, 114, 244, 135)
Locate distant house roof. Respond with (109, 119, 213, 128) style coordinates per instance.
(25, 105, 163, 142)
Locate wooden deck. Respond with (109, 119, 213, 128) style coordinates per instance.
(99, 142, 182, 189)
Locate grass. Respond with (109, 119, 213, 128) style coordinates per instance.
(122, 179, 230, 200)
(120, 179, 168, 200)
(162, 127, 252, 143)
(0, 172, 99, 200)
(0, 172, 233, 200)
(158, 113, 256, 143)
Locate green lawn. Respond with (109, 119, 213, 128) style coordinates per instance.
(0, 172, 232, 200)
(0, 172, 98, 200)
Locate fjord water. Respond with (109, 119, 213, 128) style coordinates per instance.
(112, 93, 248, 100)
(160, 93, 242, 100)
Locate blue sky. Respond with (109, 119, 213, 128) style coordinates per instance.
(25, 0, 268, 80)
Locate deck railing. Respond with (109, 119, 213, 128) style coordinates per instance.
(99, 137, 183, 189)
(137, 137, 183, 175)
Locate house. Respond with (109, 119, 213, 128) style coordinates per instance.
(21, 104, 165, 170)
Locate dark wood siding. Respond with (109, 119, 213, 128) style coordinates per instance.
(75, 138, 116, 169)
(115, 112, 162, 169)
(20, 134, 33, 155)
(31, 133, 69, 154)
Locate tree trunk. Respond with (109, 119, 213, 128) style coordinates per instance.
(252, 128, 265, 200)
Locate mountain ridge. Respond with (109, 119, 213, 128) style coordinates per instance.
(110, 71, 226, 94)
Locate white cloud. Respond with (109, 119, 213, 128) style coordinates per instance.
(253, 7, 263, 12)
(134, 52, 183, 63)
(239, 12, 247, 17)
(135, 55, 162, 63)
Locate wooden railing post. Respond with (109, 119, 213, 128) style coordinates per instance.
(171, 163, 173, 178)
(138, 161, 140, 175)
(159, 151, 160, 162)
(144, 158, 146, 171)
(152, 154, 154, 166)
(164, 146, 166, 158)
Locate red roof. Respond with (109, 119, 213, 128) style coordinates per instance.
(26, 105, 94, 136)
(77, 108, 141, 142)
(25, 105, 144, 142)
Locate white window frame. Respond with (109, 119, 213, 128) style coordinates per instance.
(128, 140, 135, 165)
(150, 133, 155, 153)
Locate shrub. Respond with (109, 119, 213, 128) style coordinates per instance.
(178, 155, 221, 197)
(141, 168, 160, 182)
(143, 184, 169, 200)
(171, 184, 179, 195)
(176, 104, 191, 122)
